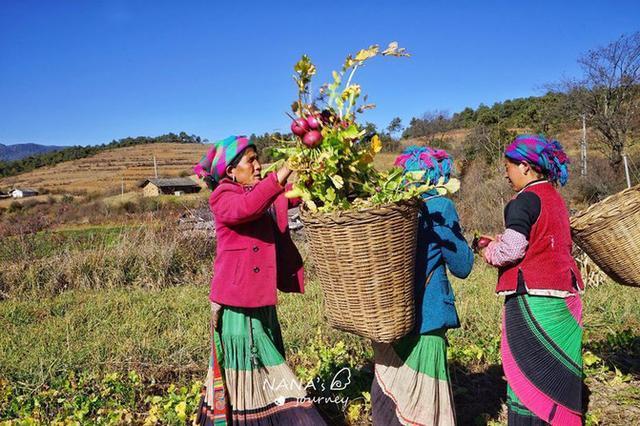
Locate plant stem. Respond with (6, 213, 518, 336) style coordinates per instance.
(345, 63, 359, 88)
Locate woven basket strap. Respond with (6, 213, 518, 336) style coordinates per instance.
(424, 270, 435, 290)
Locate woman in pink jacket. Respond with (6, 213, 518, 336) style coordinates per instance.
(193, 136, 326, 425)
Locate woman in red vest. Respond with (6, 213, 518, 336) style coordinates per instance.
(479, 135, 584, 426)
(193, 136, 326, 425)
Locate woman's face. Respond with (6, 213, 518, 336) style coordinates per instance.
(504, 159, 529, 191)
(228, 147, 262, 186)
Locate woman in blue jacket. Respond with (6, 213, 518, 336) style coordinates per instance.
(372, 146, 474, 426)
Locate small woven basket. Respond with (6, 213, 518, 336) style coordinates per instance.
(301, 199, 419, 343)
(570, 183, 640, 287)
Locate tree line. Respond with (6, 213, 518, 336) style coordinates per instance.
(403, 32, 640, 170)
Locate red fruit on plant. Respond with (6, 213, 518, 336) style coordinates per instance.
(477, 237, 492, 249)
(302, 130, 323, 148)
(291, 118, 309, 137)
(306, 115, 320, 130)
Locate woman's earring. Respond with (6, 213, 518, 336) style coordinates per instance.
(232, 175, 237, 183)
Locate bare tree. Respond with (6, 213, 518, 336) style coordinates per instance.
(568, 32, 640, 169)
(462, 123, 516, 166)
(403, 110, 452, 144)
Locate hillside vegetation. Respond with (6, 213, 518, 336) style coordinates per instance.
(0, 143, 209, 195)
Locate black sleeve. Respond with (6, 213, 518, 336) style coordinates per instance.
(504, 192, 541, 240)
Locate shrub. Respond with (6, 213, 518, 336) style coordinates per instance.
(0, 223, 215, 299)
(7, 201, 23, 213)
(454, 159, 511, 234)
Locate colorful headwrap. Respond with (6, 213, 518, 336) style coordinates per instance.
(394, 145, 453, 185)
(193, 135, 255, 182)
(504, 134, 570, 186)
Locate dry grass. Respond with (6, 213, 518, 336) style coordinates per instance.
(0, 194, 76, 209)
(101, 189, 208, 208)
(0, 223, 214, 300)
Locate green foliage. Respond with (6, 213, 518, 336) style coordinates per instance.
(1, 258, 640, 423)
(0, 371, 201, 425)
(402, 92, 575, 143)
(269, 43, 460, 213)
(0, 132, 205, 179)
(453, 92, 573, 132)
(249, 132, 288, 163)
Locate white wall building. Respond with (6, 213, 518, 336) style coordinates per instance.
(10, 188, 39, 198)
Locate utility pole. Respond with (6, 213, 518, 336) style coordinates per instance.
(153, 155, 158, 178)
(623, 153, 632, 189)
(580, 115, 586, 176)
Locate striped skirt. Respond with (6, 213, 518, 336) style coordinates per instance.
(502, 293, 583, 426)
(196, 306, 326, 425)
(372, 330, 456, 426)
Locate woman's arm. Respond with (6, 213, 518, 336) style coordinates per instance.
(434, 200, 474, 279)
(483, 192, 540, 267)
(483, 230, 528, 267)
(211, 172, 284, 226)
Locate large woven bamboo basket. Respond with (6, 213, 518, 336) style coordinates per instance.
(570, 183, 640, 287)
(301, 200, 420, 343)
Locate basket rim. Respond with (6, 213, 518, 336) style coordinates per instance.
(300, 198, 420, 225)
(571, 183, 640, 230)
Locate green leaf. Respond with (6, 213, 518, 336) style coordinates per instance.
(340, 125, 363, 140)
(261, 159, 283, 178)
(285, 187, 304, 199)
(326, 187, 336, 203)
(435, 177, 461, 195)
(404, 170, 425, 181)
(354, 45, 379, 62)
(583, 351, 602, 367)
(330, 175, 344, 189)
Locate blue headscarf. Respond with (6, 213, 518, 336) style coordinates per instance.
(504, 134, 570, 186)
(394, 145, 453, 186)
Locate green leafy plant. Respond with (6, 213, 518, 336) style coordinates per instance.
(266, 42, 459, 213)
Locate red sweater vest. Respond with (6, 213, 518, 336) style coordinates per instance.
(496, 182, 584, 294)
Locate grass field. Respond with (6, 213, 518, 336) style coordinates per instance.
(1, 133, 639, 424)
(1, 225, 639, 425)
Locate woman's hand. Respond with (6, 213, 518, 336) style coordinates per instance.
(211, 301, 223, 329)
(276, 162, 293, 186)
(472, 234, 494, 253)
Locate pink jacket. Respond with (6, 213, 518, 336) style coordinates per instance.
(209, 172, 304, 307)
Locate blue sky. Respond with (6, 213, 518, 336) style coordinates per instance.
(1, 1, 638, 146)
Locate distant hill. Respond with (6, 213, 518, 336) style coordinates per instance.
(0, 143, 210, 195)
(0, 132, 206, 179)
(0, 143, 65, 162)
(0, 127, 590, 196)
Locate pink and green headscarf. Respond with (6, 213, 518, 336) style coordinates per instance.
(504, 134, 570, 186)
(194, 135, 254, 182)
(394, 145, 453, 185)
